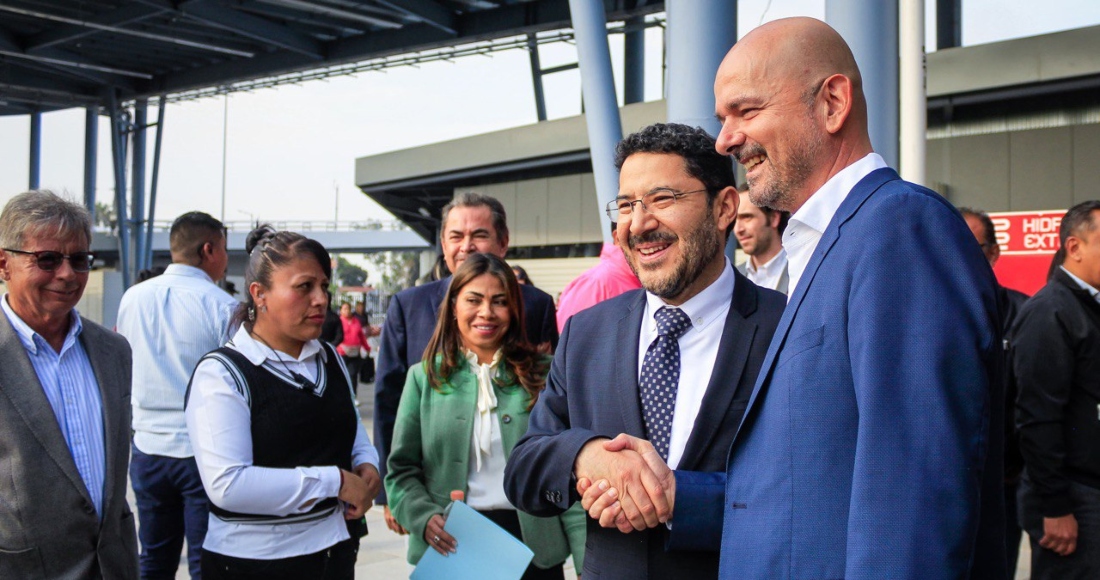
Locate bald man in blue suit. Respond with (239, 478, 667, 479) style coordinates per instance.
(581, 17, 1006, 580)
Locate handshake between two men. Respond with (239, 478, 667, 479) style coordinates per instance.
(574, 434, 676, 534)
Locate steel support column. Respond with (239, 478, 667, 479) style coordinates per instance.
(131, 99, 147, 275)
(527, 34, 547, 122)
(623, 16, 645, 105)
(28, 111, 42, 190)
(899, 0, 926, 185)
(568, 0, 621, 245)
(665, 0, 737, 135)
(936, 0, 962, 50)
(826, 0, 899, 170)
(108, 91, 132, 289)
(84, 106, 97, 220)
(145, 97, 166, 270)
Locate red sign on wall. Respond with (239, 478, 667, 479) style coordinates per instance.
(989, 210, 1066, 296)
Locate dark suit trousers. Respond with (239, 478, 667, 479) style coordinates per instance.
(1020, 479, 1100, 579)
(130, 445, 209, 580)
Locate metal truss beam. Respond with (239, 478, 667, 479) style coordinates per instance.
(181, 0, 325, 59)
(24, 1, 173, 52)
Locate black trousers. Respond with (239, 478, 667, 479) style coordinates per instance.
(1020, 478, 1100, 579)
(480, 509, 565, 580)
(201, 538, 358, 580)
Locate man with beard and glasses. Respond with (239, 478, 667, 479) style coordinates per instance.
(579, 17, 1005, 580)
(504, 123, 785, 580)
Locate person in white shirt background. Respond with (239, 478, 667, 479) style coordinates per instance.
(116, 211, 237, 580)
(733, 189, 789, 294)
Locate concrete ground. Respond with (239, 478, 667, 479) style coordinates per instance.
(151, 381, 1024, 579)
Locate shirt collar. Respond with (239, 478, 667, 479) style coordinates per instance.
(787, 153, 888, 236)
(229, 324, 325, 365)
(643, 257, 734, 333)
(163, 263, 216, 283)
(747, 248, 788, 276)
(1060, 266, 1100, 303)
(1, 293, 82, 355)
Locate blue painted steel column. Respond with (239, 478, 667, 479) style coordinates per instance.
(665, 0, 737, 136)
(826, 0, 899, 169)
(28, 111, 42, 190)
(108, 91, 132, 289)
(569, 0, 621, 246)
(131, 99, 147, 274)
(145, 97, 166, 270)
(84, 107, 98, 221)
(623, 16, 645, 105)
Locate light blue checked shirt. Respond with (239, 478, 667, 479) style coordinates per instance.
(1, 294, 106, 517)
(116, 264, 238, 458)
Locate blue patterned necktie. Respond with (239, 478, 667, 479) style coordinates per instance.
(639, 306, 693, 461)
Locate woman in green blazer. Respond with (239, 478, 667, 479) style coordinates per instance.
(385, 253, 584, 579)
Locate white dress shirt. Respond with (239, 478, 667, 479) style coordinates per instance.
(782, 153, 888, 299)
(2, 295, 106, 517)
(636, 259, 734, 469)
(117, 263, 238, 458)
(744, 249, 788, 292)
(186, 326, 379, 559)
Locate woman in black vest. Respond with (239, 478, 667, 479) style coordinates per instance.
(186, 225, 380, 580)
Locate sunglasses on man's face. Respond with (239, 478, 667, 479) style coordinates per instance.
(3, 249, 96, 273)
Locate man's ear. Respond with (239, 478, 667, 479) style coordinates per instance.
(714, 186, 739, 233)
(819, 73, 854, 135)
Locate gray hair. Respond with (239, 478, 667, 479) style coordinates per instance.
(440, 192, 509, 244)
(0, 190, 93, 249)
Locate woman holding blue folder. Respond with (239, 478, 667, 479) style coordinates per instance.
(385, 253, 584, 579)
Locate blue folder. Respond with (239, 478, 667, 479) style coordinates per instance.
(410, 501, 535, 580)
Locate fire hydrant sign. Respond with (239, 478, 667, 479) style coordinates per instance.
(988, 210, 1066, 295)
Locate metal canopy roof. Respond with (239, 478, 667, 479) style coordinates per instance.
(0, 0, 661, 116)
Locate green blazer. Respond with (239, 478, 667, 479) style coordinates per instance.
(384, 358, 585, 568)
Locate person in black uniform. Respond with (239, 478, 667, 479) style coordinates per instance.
(186, 225, 381, 580)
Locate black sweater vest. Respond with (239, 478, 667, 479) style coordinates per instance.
(200, 342, 357, 523)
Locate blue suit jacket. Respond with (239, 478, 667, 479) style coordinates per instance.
(674, 168, 1006, 579)
(374, 276, 558, 502)
(505, 267, 785, 580)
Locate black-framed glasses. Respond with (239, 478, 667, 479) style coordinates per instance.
(3, 249, 96, 272)
(605, 188, 708, 221)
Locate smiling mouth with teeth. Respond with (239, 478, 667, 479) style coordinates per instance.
(638, 244, 669, 256)
(743, 155, 766, 170)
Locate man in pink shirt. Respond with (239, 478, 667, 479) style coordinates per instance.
(556, 239, 641, 333)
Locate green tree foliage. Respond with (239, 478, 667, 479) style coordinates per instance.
(366, 251, 419, 294)
(335, 255, 369, 287)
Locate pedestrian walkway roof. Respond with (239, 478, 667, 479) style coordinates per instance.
(0, 0, 661, 116)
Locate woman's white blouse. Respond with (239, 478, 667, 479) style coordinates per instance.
(185, 325, 378, 559)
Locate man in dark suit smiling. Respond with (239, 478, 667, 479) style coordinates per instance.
(505, 123, 784, 579)
(374, 192, 557, 533)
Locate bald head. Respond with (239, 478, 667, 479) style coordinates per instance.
(714, 17, 873, 212)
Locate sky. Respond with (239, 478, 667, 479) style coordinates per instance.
(2, 0, 1100, 228)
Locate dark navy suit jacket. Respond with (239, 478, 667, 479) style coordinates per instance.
(505, 267, 784, 580)
(674, 168, 1007, 579)
(374, 276, 558, 501)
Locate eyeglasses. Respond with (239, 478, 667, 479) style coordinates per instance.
(3, 249, 95, 272)
(605, 188, 708, 221)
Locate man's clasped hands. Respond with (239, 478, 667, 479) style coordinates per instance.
(574, 434, 676, 533)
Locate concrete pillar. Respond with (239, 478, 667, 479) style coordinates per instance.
(826, 0, 900, 169)
(665, 0, 738, 136)
(568, 0, 622, 245)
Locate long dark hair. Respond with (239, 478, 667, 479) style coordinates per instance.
(230, 224, 332, 331)
(422, 253, 548, 409)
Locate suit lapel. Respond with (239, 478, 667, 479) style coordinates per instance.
(614, 292, 647, 437)
(678, 268, 758, 469)
(0, 314, 95, 506)
(735, 168, 899, 439)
